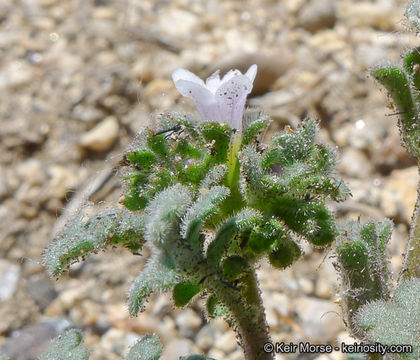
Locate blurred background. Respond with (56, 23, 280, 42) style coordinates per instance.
(0, 0, 418, 359)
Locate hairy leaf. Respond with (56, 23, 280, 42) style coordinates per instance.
(128, 254, 177, 316)
(207, 208, 261, 266)
(173, 283, 201, 307)
(39, 329, 89, 360)
(145, 184, 192, 247)
(126, 334, 162, 360)
(406, 0, 420, 31)
(43, 208, 145, 277)
(181, 186, 230, 243)
(371, 66, 419, 157)
(355, 279, 420, 359)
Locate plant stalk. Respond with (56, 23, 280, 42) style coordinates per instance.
(214, 270, 273, 360)
(400, 171, 420, 281)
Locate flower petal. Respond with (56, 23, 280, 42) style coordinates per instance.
(215, 74, 254, 130)
(220, 69, 242, 86)
(173, 78, 219, 121)
(172, 68, 205, 89)
(171, 64, 258, 129)
(245, 64, 258, 84)
(205, 70, 222, 94)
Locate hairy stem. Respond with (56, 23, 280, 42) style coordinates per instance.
(214, 270, 273, 360)
(401, 171, 420, 281)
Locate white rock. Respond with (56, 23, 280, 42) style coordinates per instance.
(156, 316, 177, 344)
(0, 260, 20, 302)
(380, 167, 419, 222)
(298, 278, 314, 295)
(15, 159, 46, 186)
(72, 104, 105, 123)
(175, 308, 202, 338)
(355, 43, 388, 69)
(338, 148, 372, 178)
(337, 1, 397, 31)
(0, 166, 8, 199)
(315, 255, 340, 299)
(79, 116, 119, 152)
(46, 165, 79, 199)
(298, 0, 336, 33)
(99, 328, 136, 355)
(213, 330, 238, 354)
(230, 349, 245, 360)
(0, 61, 33, 89)
(295, 297, 344, 342)
(195, 324, 216, 351)
(262, 291, 290, 317)
(157, 8, 198, 37)
(142, 78, 177, 109)
(206, 348, 225, 360)
(160, 338, 194, 360)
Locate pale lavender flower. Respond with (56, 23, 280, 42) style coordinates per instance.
(172, 64, 257, 130)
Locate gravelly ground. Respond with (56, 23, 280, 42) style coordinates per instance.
(0, 0, 419, 359)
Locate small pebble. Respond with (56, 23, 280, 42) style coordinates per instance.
(79, 116, 119, 152)
(0, 260, 20, 302)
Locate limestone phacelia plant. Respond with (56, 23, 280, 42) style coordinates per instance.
(15, 2, 419, 354)
(332, 1, 420, 359)
(36, 64, 350, 360)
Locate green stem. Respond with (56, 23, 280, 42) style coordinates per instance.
(226, 132, 242, 189)
(400, 170, 420, 281)
(213, 270, 273, 360)
(222, 132, 245, 215)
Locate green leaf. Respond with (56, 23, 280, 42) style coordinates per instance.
(308, 206, 336, 246)
(206, 295, 227, 318)
(207, 218, 238, 267)
(239, 145, 265, 195)
(128, 254, 177, 316)
(371, 67, 413, 116)
(181, 186, 230, 245)
(261, 196, 336, 246)
(247, 219, 286, 255)
(404, 47, 420, 95)
(337, 241, 368, 274)
(265, 119, 317, 167)
(355, 279, 420, 359)
(199, 122, 232, 163)
(173, 283, 201, 307)
(39, 329, 89, 360)
(199, 164, 227, 189)
(242, 116, 270, 146)
(174, 139, 203, 159)
(145, 184, 192, 247)
(406, 0, 420, 31)
(147, 134, 169, 159)
(371, 66, 420, 158)
(222, 256, 248, 281)
(126, 334, 162, 360)
(269, 238, 301, 269)
(126, 151, 157, 170)
(336, 221, 392, 335)
(124, 188, 148, 210)
(43, 209, 145, 277)
(206, 209, 262, 266)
